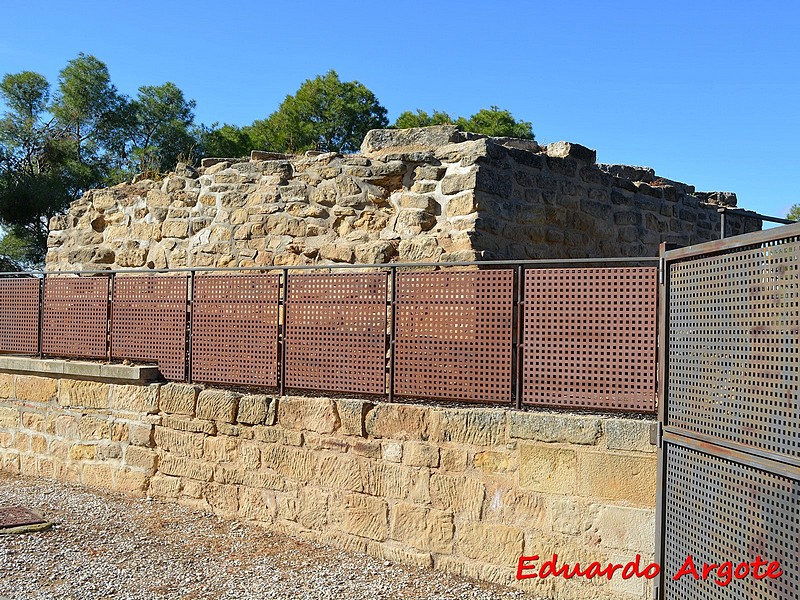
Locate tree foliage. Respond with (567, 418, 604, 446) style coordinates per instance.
(787, 204, 800, 222)
(393, 105, 534, 140)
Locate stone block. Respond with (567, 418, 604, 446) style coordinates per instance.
(78, 416, 111, 440)
(0, 406, 18, 429)
(128, 423, 154, 447)
(361, 461, 429, 503)
(115, 468, 150, 494)
(158, 383, 200, 416)
(111, 384, 158, 414)
(342, 493, 388, 541)
(203, 435, 239, 463)
(430, 474, 485, 520)
(82, 463, 115, 489)
(125, 446, 158, 472)
(432, 408, 506, 446)
(545, 141, 597, 164)
(382, 441, 403, 463)
(365, 404, 431, 441)
(69, 444, 96, 461)
(149, 474, 182, 498)
(440, 172, 477, 196)
(439, 447, 468, 472)
(21, 412, 47, 433)
(0, 373, 12, 398)
(296, 488, 329, 530)
(161, 415, 215, 435)
(336, 399, 372, 437)
(237, 394, 275, 425)
(592, 506, 656, 554)
(445, 192, 477, 217)
(473, 450, 515, 474)
(604, 419, 657, 453)
(58, 379, 109, 408)
(518, 443, 577, 495)
(316, 453, 362, 492)
(278, 397, 339, 433)
(16, 376, 58, 403)
(509, 412, 601, 445)
(458, 522, 524, 567)
(196, 389, 240, 423)
(351, 440, 381, 459)
(361, 126, 463, 156)
(261, 444, 316, 481)
(577, 451, 657, 506)
(159, 454, 213, 481)
(204, 482, 239, 515)
(402, 442, 440, 468)
(391, 503, 454, 554)
(154, 426, 204, 458)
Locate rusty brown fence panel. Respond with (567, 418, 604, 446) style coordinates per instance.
(42, 277, 109, 359)
(0, 278, 40, 355)
(393, 269, 514, 403)
(522, 267, 657, 411)
(191, 274, 280, 387)
(285, 273, 387, 394)
(111, 276, 188, 381)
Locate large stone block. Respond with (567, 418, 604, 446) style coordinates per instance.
(577, 451, 657, 506)
(148, 474, 182, 498)
(390, 503, 454, 554)
(16, 376, 58, 403)
(432, 409, 506, 446)
(158, 454, 213, 481)
(402, 442, 440, 468)
(159, 383, 200, 416)
(111, 384, 158, 414)
(430, 474, 485, 520)
(125, 446, 158, 472)
(0, 374, 12, 398)
(78, 416, 111, 440)
(196, 389, 240, 423)
(204, 482, 239, 515)
(261, 444, 316, 481)
(361, 126, 463, 157)
(82, 463, 115, 489)
(237, 394, 275, 425)
(365, 404, 431, 441)
(361, 461, 429, 504)
(509, 412, 601, 445)
(58, 379, 109, 409)
(458, 522, 524, 567)
(604, 418, 657, 453)
(336, 399, 372, 437)
(592, 505, 656, 554)
(316, 453, 362, 492)
(203, 435, 239, 463)
(154, 426, 204, 458)
(518, 443, 577, 495)
(278, 397, 339, 433)
(342, 493, 388, 541)
(0, 406, 18, 429)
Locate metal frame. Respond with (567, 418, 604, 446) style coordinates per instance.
(0, 256, 660, 412)
(655, 223, 800, 599)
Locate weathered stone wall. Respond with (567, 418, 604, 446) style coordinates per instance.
(0, 368, 657, 599)
(45, 126, 761, 271)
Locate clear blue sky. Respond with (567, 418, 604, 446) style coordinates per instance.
(2, 0, 799, 219)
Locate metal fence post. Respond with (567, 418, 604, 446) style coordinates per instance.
(279, 268, 288, 397)
(106, 273, 115, 362)
(37, 275, 45, 358)
(387, 266, 398, 404)
(186, 270, 195, 382)
(512, 265, 525, 410)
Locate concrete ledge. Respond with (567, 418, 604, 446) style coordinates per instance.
(0, 355, 161, 384)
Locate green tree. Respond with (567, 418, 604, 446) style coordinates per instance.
(253, 71, 388, 154)
(195, 123, 254, 159)
(128, 82, 197, 174)
(394, 105, 534, 140)
(787, 205, 800, 221)
(393, 109, 453, 129)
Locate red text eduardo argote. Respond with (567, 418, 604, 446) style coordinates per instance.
(516, 554, 783, 587)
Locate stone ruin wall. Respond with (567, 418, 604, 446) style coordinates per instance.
(45, 126, 762, 271)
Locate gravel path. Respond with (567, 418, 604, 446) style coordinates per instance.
(0, 473, 530, 599)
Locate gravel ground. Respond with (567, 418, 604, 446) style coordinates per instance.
(0, 473, 530, 600)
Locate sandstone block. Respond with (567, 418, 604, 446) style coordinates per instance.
(395, 209, 436, 233)
(115, 468, 150, 494)
(58, 379, 109, 409)
(593, 505, 656, 554)
(361, 461, 429, 503)
(196, 389, 240, 423)
(149, 474, 182, 498)
(365, 404, 430, 441)
(161, 415, 215, 435)
(16, 376, 58, 403)
(55, 415, 79, 439)
(159, 454, 213, 481)
(319, 243, 354, 263)
(154, 426, 204, 458)
(518, 443, 577, 495)
(159, 383, 200, 416)
(391, 503, 454, 554)
(351, 440, 381, 459)
(78, 416, 110, 440)
(402, 442, 440, 468)
(203, 435, 239, 463)
(473, 450, 515, 474)
(381, 441, 403, 463)
(296, 488, 329, 530)
(278, 397, 339, 433)
(69, 444, 96, 461)
(458, 522, 524, 567)
(432, 408, 506, 446)
(604, 419, 657, 453)
(342, 493, 388, 541)
(336, 399, 372, 437)
(111, 384, 158, 414)
(316, 453, 362, 492)
(577, 451, 657, 506)
(354, 241, 395, 264)
(125, 446, 158, 472)
(430, 474, 484, 520)
(238, 486, 276, 522)
(445, 192, 477, 217)
(128, 423, 154, 447)
(0, 374, 12, 398)
(261, 444, 316, 481)
(204, 482, 239, 515)
(237, 394, 275, 425)
(82, 464, 115, 489)
(0, 406, 18, 429)
(509, 412, 601, 445)
(439, 447, 468, 472)
(545, 141, 596, 164)
(440, 172, 476, 196)
(361, 126, 463, 156)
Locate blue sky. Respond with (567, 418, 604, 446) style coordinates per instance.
(2, 0, 799, 219)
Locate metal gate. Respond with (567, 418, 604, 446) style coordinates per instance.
(656, 226, 800, 599)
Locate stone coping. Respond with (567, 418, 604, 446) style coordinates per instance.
(0, 355, 161, 384)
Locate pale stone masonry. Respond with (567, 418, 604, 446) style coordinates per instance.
(0, 368, 657, 600)
(45, 126, 761, 271)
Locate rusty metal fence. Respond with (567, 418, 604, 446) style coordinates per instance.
(0, 258, 658, 412)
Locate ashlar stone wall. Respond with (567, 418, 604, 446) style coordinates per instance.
(0, 368, 657, 600)
(45, 126, 761, 271)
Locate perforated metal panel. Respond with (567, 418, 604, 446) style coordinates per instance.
(0, 278, 40, 355)
(667, 239, 800, 459)
(191, 274, 279, 387)
(393, 270, 513, 403)
(663, 443, 799, 600)
(111, 276, 188, 381)
(285, 273, 387, 394)
(522, 267, 657, 411)
(42, 277, 109, 359)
